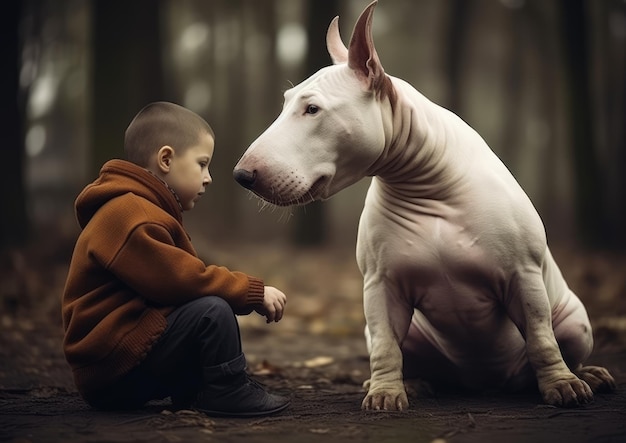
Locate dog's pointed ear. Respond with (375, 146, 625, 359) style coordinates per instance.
(327, 16, 348, 64)
(347, 1, 385, 92)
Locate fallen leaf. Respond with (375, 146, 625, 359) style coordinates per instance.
(310, 428, 330, 434)
(251, 359, 283, 376)
(302, 356, 334, 368)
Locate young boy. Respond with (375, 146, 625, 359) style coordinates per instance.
(62, 101, 290, 417)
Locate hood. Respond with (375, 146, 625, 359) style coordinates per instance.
(75, 159, 183, 228)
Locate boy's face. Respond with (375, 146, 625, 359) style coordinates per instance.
(161, 132, 214, 211)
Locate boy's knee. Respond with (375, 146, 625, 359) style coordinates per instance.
(171, 296, 238, 335)
(196, 296, 235, 321)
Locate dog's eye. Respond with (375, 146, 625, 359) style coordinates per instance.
(305, 105, 319, 115)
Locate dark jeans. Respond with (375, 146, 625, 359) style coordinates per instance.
(89, 296, 246, 410)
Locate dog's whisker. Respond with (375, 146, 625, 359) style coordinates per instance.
(249, 194, 292, 222)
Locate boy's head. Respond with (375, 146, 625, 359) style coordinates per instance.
(124, 101, 214, 166)
(125, 101, 215, 211)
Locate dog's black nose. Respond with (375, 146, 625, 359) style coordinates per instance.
(233, 168, 257, 189)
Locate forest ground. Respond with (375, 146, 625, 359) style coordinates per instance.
(1, 233, 625, 443)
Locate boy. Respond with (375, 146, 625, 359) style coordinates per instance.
(62, 101, 290, 417)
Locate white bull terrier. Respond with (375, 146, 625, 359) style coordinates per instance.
(234, 1, 615, 410)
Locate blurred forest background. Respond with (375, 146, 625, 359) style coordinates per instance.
(1, 0, 625, 332)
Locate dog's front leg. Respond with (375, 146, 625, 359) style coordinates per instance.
(361, 281, 412, 411)
(508, 271, 594, 407)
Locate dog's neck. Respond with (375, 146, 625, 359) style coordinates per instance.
(367, 81, 468, 204)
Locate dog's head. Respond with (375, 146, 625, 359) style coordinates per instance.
(233, 1, 395, 206)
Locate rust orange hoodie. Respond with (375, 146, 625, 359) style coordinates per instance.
(62, 159, 264, 400)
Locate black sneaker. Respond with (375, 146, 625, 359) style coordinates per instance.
(195, 374, 290, 417)
(171, 390, 197, 410)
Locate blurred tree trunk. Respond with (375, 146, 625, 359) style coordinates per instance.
(499, 6, 524, 170)
(292, 0, 339, 247)
(91, 0, 165, 177)
(594, 0, 626, 248)
(558, 0, 608, 247)
(209, 0, 246, 234)
(512, 1, 560, 222)
(0, 0, 28, 250)
(442, 0, 471, 116)
(607, 3, 626, 248)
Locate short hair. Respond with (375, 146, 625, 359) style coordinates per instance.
(124, 102, 215, 167)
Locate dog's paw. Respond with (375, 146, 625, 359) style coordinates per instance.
(575, 365, 616, 393)
(541, 376, 593, 407)
(361, 385, 409, 411)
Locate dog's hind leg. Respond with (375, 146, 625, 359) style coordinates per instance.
(552, 291, 616, 393)
(574, 365, 616, 393)
(400, 314, 459, 385)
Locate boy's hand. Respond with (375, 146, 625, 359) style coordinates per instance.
(256, 286, 287, 323)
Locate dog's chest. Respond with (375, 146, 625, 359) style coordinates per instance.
(358, 193, 511, 315)
(362, 197, 499, 270)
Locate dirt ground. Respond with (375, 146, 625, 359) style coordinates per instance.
(1, 240, 626, 443)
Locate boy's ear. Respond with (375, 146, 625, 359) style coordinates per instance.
(157, 146, 174, 173)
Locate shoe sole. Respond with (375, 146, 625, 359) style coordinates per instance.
(196, 400, 290, 418)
